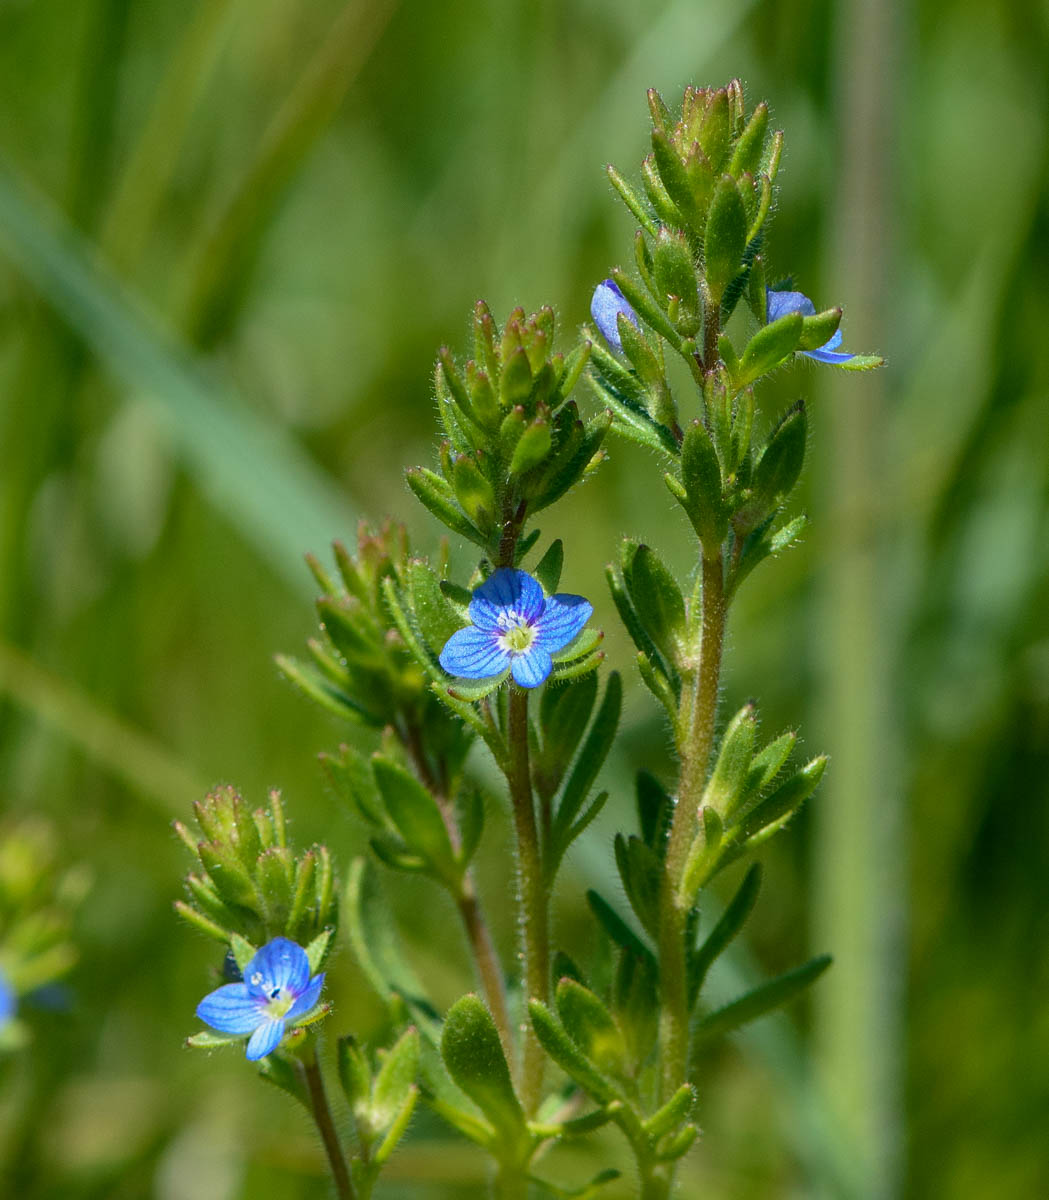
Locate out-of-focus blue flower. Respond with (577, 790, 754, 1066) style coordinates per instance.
(591, 279, 639, 354)
(196, 937, 324, 1061)
(439, 569, 592, 689)
(0, 967, 15, 1027)
(766, 288, 856, 365)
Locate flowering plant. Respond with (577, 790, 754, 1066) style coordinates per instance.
(176, 81, 881, 1198)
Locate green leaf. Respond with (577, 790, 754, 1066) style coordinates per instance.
(408, 560, 465, 653)
(689, 863, 762, 1003)
(555, 979, 628, 1077)
(677, 419, 728, 550)
(606, 163, 658, 235)
(320, 745, 384, 826)
(536, 673, 598, 800)
(614, 834, 662, 938)
(337, 1035, 372, 1112)
(527, 1000, 616, 1103)
(229, 933, 257, 974)
(704, 176, 747, 300)
(736, 312, 803, 385)
(610, 268, 684, 351)
(510, 418, 553, 476)
(611, 947, 659, 1070)
(693, 955, 832, 1042)
(636, 770, 672, 856)
(642, 1084, 695, 1140)
(652, 227, 700, 335)
(729, 730, 797, 818)
(553, 672, 622, 849)
(586, 890, 655, 972)
(729, 101, 769, 178)
(275, 654, 383, 726)
(303, 927, 334, 975)
(748, 402, 807, 520)
(441, 995, 527, 1147)
(650, 130, 697, 227)
(835, 353, 886, 371)
(731, 755, 827, 843)
(372, 758, 458, 885)
(257, 1054, 309, 1109)
(799, 307, 842, 351)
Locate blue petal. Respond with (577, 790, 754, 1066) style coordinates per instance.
(196, 983, 263, 1035)
(246, 1017, 286, 1060)
(766, 289, 816, 323)
(590, 279, 639, 354)
(440, 625, 509, 678)
(286, 973, 325, 1022)
(511, 647, 553, 688)
(821, 329, 843, 351)
(0, 970, 14, 1024)
(533, 594, 593, 655)
(469, 569, 544, 627)
(800, 346, 856, 365)
(246, 938, 310, 1000)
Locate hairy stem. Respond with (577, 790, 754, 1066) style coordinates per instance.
(507, 683, 548, 1111)
(400, 724, 515, 1079)
(301, 1047, 355, 1200)
(658, 550, 727, 1098)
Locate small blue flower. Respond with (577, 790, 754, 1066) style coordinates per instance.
(0, 967, 15, 1027)
(195, 937, 324, 1061)
(766, 288, 856, 365)
(591, 279, 639, 354)
(439, 568, 593, 689)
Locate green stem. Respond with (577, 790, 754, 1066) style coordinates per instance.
(702, 282, 721, 371)
(301, 1047, 355, 1200)
(507, 683, 548, 1112)
(658, 551, 727, 1099)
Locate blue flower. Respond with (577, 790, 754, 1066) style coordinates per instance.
(0, 967, 15, 1027)
(591, 279, 639, 354)
(766, 288, 856, 365)
(195, 937, 325, 1061)
(439, 568, 593, 689)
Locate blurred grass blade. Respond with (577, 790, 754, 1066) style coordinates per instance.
(0, 641, 206, 815)
(102, 0, 242, 272)
(0, 158, 353, 589)
(180, 0, 397, 347)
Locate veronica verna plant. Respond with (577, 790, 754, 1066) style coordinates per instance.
(177, 81, 882, 1199)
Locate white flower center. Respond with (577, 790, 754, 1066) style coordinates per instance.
(498, 618, 535, 655)
(252, 972, 294, 1019)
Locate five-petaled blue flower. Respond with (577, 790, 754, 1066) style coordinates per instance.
(591, 279, 639, 354)
(439, 568, 592, 689)
(196, 937, 324, 1061)
(766, 288, 856, 365)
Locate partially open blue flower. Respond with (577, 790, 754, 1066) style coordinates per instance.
(591, 279, 639, 354)
(766, 288, 856, 365)
(439, 568, 592, 689)
(196, 937, 324, 1061)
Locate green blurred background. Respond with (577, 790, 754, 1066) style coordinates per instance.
(0, 0, 1046, 1196)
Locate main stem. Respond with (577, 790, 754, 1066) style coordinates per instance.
(508, 683, 548, 1111)
(658, 550, 727, 1099)
(301, 1047, 355, 1200)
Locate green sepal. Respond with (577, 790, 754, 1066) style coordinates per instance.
(744, 402, 806, 523)
(728, 513, 808, 599)
(451, 454, 497, 529)
(197, 841, 257, 909)
(652, 227, 700, 336)
(528, 1000, 617, 1104)
(650, 130, 697, 228)
(174, 899, 229, 943)
(374, 1084, 419, 1165)
(371, 1027, 421, 1132)
(609, 268, 684, 351)
(303, 927, 334, 975)
(406, 468, 486, 546)
(408, 560, 465, 653)
(677, 419, 728, 551)
(642, 1084, 695, 1141)
(704, 176, 747, 301)
(442, 671, 510, 702)
(441, 995, 528, 1151)
(533, 538, 564, 594)
(257, 1054, 309, 1109)
(729, 730, 797, 818)
(729, 101, 769, 178)
(693, 954, 832, 1042)
(730, 755, 827, 844)
(679, 806, 724, 900)
(510, 418, 553, 476)
(688, 863, 762, 1004)
(337, 1035, 373, 1112)
(275, 654, 383, 726)
(798, 307, 842, 351)
(747, 255, 768, 323)
(501, 346, 534, 408)
(186, 1030, 244, 1050)
(636, 650, 678, 719)
(555, 978, 629, 1078)
(230, 932, 257, 975)
(372, 757, 459, 886)
(588, 369, 679, 456)
(735, 312, 803, 386)
(320, 745, 384, 826)
(623, 543, 686, 668)
(606, 163, 658, 235)
(656, 1123, 700, 1162)
(835, 353, 886, 371)
(702, 703, 757, 815)
(697, 87, 732, 173)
